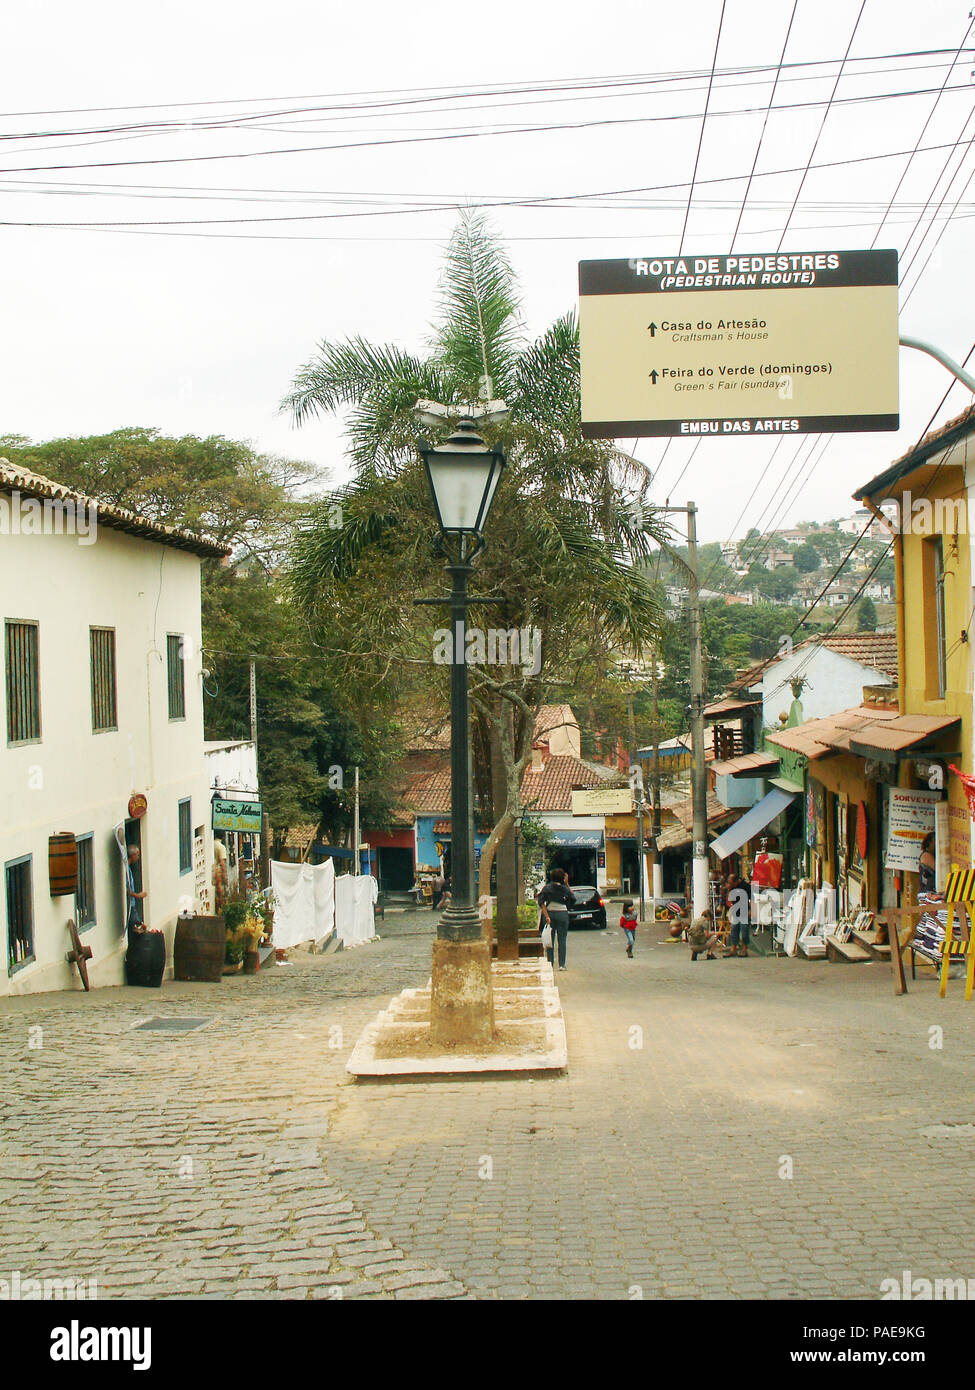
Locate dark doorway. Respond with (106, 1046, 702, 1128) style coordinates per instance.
(377, 846, 415, 892)
(547, 847, 597, 887)
(619, 842, 639, 894)
(122, 817, 144, 932)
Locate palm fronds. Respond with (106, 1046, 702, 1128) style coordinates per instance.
(431, 209, 522, 401)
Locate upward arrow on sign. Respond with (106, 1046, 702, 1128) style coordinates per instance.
(649, 369, 659, 384)
(648, 322, 657, 337)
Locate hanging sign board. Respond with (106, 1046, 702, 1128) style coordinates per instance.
(571, 788, 633, 815)
(212, 797, 263, 833)
(579, 248, 898, 438)
(885, 787, 939, 873)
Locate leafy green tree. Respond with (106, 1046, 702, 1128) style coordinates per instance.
(794, 542, 821, 573)
(0, 427, 314, 566)
(283, 212, 668, 936)
(857, 595, 878, 631)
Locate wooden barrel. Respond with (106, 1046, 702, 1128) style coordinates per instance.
(125, 930, 166, 988)
(173, 915, 225, 983)
(49, 832, 78, 897)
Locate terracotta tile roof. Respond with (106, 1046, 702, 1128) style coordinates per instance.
(728, 657, 777, 693)
(848, 714, 960, 755)
(710, 751, 781, 777)
(401, 752, 615, 817)
(855, 402, 975, 500)
(521, 754, 614, 812)
(765, 704, 899, 761)
(729, 632, 898, 696)
(401, 766, 453, 814)
(704, 696, 762, 716)
(815, 632, 898, 678)
(655, 794, 740, 851)
(282, 822, 318, 850)
(534, 704, 578, 738)
(0, 459, 230, 559)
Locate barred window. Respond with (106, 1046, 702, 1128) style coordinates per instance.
(4, 620, 40, 744)
(5, 856, 34, 971)
(90, 627, 117, 732)
(77, 834, 96, 928)
(178, 799, 192, 875)
(167, 634, 186, 720)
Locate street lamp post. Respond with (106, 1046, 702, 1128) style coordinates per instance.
(418, 416, 506, 1044)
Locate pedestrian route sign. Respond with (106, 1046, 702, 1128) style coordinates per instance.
(579, 248, 898, 439)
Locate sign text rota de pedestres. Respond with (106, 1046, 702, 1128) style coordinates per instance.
(212, 796, 263, 834)
(579, 249, 898, 438)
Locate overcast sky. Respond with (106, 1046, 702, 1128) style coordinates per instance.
(2, 0, 974, 542)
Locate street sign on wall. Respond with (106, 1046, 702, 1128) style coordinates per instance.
(579, 248, 898, 439)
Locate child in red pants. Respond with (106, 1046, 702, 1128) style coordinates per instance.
(620, 900, 638, 959)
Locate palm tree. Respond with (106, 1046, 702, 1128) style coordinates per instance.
(283, 211, 668, 944)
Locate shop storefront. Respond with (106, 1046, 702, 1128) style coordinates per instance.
(544, 823, 605, 888)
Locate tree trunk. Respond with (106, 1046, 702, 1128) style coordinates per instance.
(491, 708, 519, 960)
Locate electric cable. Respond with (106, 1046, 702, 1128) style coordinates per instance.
(678, 0, 727, 257)
(729, 0, 798, 253)
(1, 76, 969, 179)
(870, 12, 975, 248)
(776, 0, 868, 251)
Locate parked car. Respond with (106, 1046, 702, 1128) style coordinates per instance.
(566, 886, 607, 930)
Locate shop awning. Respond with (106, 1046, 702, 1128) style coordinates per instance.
(709, 786, 797, 860)
(703, 698, 761, 721)
(848, 714, 961, 762)
(548, 830, 603, 848)
(709, 751, 780, 778)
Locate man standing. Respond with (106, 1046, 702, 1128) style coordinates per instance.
(125, 844, 148, 934)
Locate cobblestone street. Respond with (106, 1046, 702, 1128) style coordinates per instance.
(2, 908, 975, 1300)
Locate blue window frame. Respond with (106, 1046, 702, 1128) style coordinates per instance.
(178, 799, 192, 875)
(5, 854, 34, 972)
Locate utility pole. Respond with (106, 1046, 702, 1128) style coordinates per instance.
(248, 656, 270, 891)
(650, 646, 663, 911)
(656, 503, 709, 918)
(353, 765, 360, 877)
(687, 501, 709, 920)
(622, 670, 646, 921)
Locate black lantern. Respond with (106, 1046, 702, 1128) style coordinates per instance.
(420, 417, 506, 538)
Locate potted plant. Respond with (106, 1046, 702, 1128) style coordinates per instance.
(223, 898, 249, 974)
(241, 907, 263, 974)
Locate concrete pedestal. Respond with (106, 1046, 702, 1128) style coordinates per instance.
(430, 939, 495, 1045)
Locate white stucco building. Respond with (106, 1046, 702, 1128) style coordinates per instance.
(1, 461, 228, 995)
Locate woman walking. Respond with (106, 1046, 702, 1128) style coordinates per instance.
(537, 868, 576, 972)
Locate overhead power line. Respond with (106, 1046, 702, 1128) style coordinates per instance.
(776, 0, 868, 252)
(2, 48, 969, 121)
(0, 77, 970, 177)
(870, 11, 975, 248)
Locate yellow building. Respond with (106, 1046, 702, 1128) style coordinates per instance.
(854, 403, 975, 893)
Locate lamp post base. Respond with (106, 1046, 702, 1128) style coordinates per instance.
(430, 937, 495, 1046)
